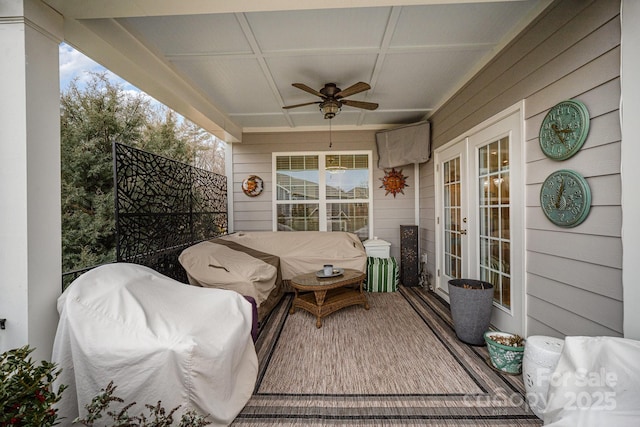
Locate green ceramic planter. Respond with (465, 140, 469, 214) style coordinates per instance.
(484, 331, 525, 374)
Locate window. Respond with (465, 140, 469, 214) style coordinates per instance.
(273, 151, 372, 240)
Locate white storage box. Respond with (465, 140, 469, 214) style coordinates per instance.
(362, 237, 391, 258)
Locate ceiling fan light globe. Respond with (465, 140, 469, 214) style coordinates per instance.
(320, 100, 341, 119)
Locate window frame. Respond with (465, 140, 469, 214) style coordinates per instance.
(271, 150, 373, 237)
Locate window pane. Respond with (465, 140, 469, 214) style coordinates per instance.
(479, 178, 489, 205)
(499, 137, 509, 171)
(500, 174, 510, 205)
(326, 154, 369, 200)
(501, 276, 511, 308)
(489, 141, 499, 173)
(501, 207, 510, 240)
(479, 207, 487, 236)
(501, 242, 511, 275)
(489, 177, 499, 205)
(277, 204, 319, 231)
(445, 231, 451, 254)
(493, 273, 501, 303)
(480, 237, 489, 267)
(479, 145, 489, 176)
(276, 155, 319, 201)
(326, 202, 369, 240)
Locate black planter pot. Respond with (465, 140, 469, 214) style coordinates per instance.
(448, 279, 494, 346)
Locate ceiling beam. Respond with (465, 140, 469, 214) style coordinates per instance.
(43, 0, 533, 19)
(63, 16, 243, 142)
(234, 12, 295, 128)
(357, 6, 402, 126)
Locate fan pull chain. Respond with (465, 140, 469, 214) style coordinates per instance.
(329, 118, 332, 148)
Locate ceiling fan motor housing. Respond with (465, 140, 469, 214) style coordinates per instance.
(320, 83, 340, 98)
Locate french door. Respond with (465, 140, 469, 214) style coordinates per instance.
(435, 106, 524, 335)
(436, 142, 468, 295)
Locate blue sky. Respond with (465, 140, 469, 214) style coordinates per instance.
(60, 43, 171, 114)
(59, 43, 139, 93)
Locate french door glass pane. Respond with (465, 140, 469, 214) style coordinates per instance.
(277, 204, 319, 231)
(478, 137, 511, 309)
(443, 156, 462, 279)
(326, 202, 369, 240)
(501, 276, 511, 308)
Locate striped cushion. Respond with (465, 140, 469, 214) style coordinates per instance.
(365, 257, 399, 292)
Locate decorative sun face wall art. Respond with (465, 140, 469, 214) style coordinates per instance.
(380, 168, 409, 198)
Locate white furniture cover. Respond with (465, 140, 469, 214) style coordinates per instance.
(543, 336, 640, 426)
(52, 263, 257, 426)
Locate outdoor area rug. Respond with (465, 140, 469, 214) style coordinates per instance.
(232, 286, 542, 426)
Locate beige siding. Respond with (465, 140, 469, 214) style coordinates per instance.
(423, 0, 622, 336)
(233, 130, 416, 261)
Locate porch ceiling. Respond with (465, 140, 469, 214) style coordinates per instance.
(43, 0, 549, 142)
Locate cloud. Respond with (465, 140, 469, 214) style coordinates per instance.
(59, 43, 137, 93)
(58, 43, 183, 120)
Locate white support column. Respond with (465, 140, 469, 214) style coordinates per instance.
(414, 162, 420, 226)
(225, 141, 234, 233)
(0, 0, 63, 360)
(621, 0, 640, 340)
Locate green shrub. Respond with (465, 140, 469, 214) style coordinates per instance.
(1, 346, 210, 427)
(74, 381, 211, 427)
(0, 346, 66, 427)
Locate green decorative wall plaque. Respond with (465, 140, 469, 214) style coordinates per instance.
(539, 100, 590, 160)
(540, 169, 591, 227)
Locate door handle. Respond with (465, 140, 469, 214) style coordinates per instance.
(460, 229, 467, 235)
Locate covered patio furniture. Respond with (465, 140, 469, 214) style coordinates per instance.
(52, 263, 257, 426)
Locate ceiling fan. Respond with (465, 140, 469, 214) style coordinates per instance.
(283, 82, 379, 119)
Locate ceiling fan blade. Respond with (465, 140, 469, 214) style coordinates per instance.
(292, 83, 325, 98)
(282, 101, 321, 109)
(341, 99, 379, 110)
(335, 82, 371, 99)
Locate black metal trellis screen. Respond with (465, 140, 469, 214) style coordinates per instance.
(113, 142, 228, 282)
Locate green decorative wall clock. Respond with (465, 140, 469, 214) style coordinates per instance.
(539, 100, 590, 160)
(540, 169, 591, 227)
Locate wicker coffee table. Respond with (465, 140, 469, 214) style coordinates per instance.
(289, 268, 369, 328)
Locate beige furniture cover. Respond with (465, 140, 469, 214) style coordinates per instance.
(179, 232, 367, 320)
(179, 239, 280, 308)
(219, 231, 367, 281)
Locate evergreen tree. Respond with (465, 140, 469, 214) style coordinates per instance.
(141, 108, 195, 164)
(179, 120, 225, 174)
(61, 73, 149, 272)
(60, 72, 225, 274)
